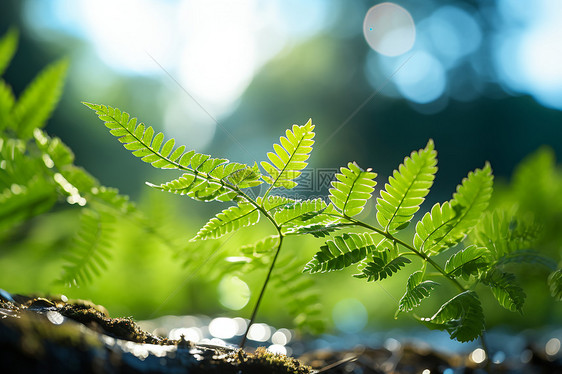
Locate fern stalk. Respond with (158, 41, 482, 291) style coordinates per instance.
(239, 232, 284, 348)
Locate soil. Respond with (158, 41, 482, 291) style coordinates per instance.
(1, 290, 561, 373)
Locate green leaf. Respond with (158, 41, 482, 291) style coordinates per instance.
(444, 245, 490, 279)
(274, 198, 327, 227)
(329, 161, 377, 217)
(548, 269, 562, 301)
(0, 80, 15, 131)
(470, 209, 541, 261)
(85, 103, 260, 201)
(240, 235, 280, 258)
(285, 222, 347, 238)
(0, 177, 57, 231)
(418, 291, 484, 342)
(396, 270, 439, 316)
(353, 252, 411, 282)
(480, 269, 525, 312)
(148, 173, 239, 202)
(414, 163, 493, 255)
(13, 59, 68, 139)
(192, 201, 260, 240)
(303, 232, 384, 274)
(261, 195, 298, 212)
(0, 28, 18, 76)
(261, 119, 315, 189)
(376, 140, 437, 233)
(57, 209, 114, 286)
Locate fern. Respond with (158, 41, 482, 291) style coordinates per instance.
(376, 140, 437, 233)
(274, 198, 326, 227)
(470, 210, 541, 261)
(13, 59, 68, 139)
(329, 161, 377, 217)
(192, 201, 260, 240)
(354, 252, 411, 282)
(396, 270, 439, 316)
(84, 103, 261, 202)
(260, 119, 315, 190)
(479, 269, 525, 312)
(419, 291, 485, 342)
(58, 209, 115, 286)
(303, 232, 383, 274)
(414, 164, 493, 255)
(83, 94, 560, 354)
(444, 245, 490, 280)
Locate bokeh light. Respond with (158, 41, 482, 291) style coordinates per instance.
(332, 298, 368, 334)
(218, 275, 250, 311)
(363, 3, 415, 57)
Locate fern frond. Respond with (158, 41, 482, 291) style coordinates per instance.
(192, 201, 260, 240)
(148, 173, 239, 202)
(13, 59, 68, 139)
(303, 232, 384, 274)
(470, 210, 541, 261)
(274, 198, 327, 227)
(354, 252, 411, 282)
(376, 140, 437, 233)
(548, 269, 562, 301)
(414, 163, 493, 255)
(419, 291, 484, 342)
(85, 103, 261, 201)
(396, 270, 439, 316)
(480, 269, 525, 312)
(0, 28, 18, 76)
(329, 161, 377, 217)
(444, 245, 490, 280)
(261, 119, 315, 189)
(58, 209, 114, 286)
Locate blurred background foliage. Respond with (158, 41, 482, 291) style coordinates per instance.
(1, 0, 561, 335)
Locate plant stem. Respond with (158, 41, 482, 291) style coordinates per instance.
(349, 218, 466, 292)
(239, 233, 284, 349)
(349, 217, 493, 363)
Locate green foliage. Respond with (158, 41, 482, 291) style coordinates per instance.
(192, 201, 260, 240)
(376, 140, 437, 233)
(329, 161, 377, 217)
(303, 232, 382, 274)
(354, 252, 412, 282)
(0, 30, 144, 289)
(260, 119, 315, 190)
(13, 59, 68, 139)
(58, 209, 115, 286)
(444, 245, 489, 280)
(0, 28, 18, 77)
(396, 270, 438, 316)
(85, 74, 558, 349)
(479, 269, 525, 312)
(414, 164, 493, 255)
(418, 291, 485, 342)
